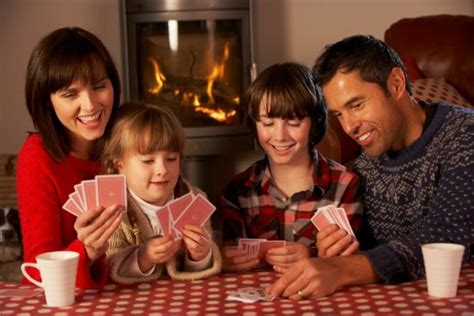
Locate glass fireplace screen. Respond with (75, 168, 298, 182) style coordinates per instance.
(135, 19, 245, 127)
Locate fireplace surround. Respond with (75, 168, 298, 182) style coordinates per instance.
(123, 0, 257, 201)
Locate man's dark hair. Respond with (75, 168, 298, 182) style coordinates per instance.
(312, 35, 411, 96)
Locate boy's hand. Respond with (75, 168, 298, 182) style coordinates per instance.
(182, 225, 211, 262)
(265, 242, 310, 273)
(75, 204, 123, 263)
(316, 224, 359, 258)
(138, 236, 182, 272)
(222, 246, 259, 272)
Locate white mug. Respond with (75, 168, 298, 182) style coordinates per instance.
(21, 251, 79, 307)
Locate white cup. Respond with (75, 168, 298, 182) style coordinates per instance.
(421, 243, 465, 298)
(21, 251, 79, 307)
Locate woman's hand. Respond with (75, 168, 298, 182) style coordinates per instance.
(74, 204, 123, 263)
(265, 242, 311, 273)
(222, 246, 259, 272)
(182, 225, 211, 262)
(316, 224, 359, 258)
(138, 236, 182, 272)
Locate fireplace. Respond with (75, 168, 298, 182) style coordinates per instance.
(123, 0, 256, 201)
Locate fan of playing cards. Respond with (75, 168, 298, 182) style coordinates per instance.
(311, 204, 356, 238)
(63, 175, 127, 217)
(155, 192, 216, 239)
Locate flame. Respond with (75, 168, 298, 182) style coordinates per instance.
(148, 58, 166, 94)
(147, 42, 238, 123)
(195, 107, 236, 123)
(206, 43, 230, 104)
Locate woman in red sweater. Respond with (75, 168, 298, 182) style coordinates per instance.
(17, 27, 123, 288)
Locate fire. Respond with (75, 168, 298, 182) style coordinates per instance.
(148, 58, 166, 94)
(147, 42, 237, 123)
(195, 107, 236, 122)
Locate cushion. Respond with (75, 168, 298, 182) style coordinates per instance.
(400, 55, 424, 82)
(411, 78, 473, 109)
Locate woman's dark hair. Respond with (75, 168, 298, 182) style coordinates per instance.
(25, 26, 121, 161)
(312, 35, 411, 96)
(244, 62, 327, 147)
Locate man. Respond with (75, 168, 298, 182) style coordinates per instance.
(268, 35, 474, 300)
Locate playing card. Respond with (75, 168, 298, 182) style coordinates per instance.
(238, 238, 264, 256)
(82, 179, 98, 210)
(0, 288, 43, 298)
(69, 192, 85, 213)
(226, 291, 258, 303)
(311, 211, 332, 231)
(238, 287, 275, 302)
(167, 192, 194, 222)
(156, 206, 171, 236)
(173, 194, 216, 233)
(257, 240, 286, 262)
(62, 198, 82, 217)
(74, 184, 86, 210)
(96, 175, 127, 209)
(336, 207, 356, 237)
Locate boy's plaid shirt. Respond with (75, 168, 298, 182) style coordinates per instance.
(219, 150, 363, 253)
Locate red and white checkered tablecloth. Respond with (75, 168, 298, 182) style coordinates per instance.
(1, 263, 474, 315)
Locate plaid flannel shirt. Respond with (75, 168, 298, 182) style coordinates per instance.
(219, 149, 363, 254)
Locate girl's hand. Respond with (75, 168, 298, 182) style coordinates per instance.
(222, 246, 259, 272)
(138, 236, 182, 272)
(182, 225, 211, 262)
(265, 242, 311, 273)
(74, 204, 123, 263)
(316, 224, 359, 258)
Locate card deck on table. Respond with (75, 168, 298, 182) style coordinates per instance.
(0, 288, 44, 298)
(226, 287, 276, 303)
(62, 175, 127, 217)
(311, 204, 356, 238)
(226, 291, 258, 303)
(238, 287, 276, 302)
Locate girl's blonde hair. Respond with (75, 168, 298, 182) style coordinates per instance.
(102, 102, 185, 174)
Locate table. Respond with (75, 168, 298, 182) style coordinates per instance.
(1, 264, 473, 315)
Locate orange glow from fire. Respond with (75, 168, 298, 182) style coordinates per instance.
(147, 42, 237, 123)
(148, 58, 166, 94)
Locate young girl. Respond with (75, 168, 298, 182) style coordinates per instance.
(17, 27, 122, 288)
(102, 102, 222, 284)
(219, 63, 363, 273)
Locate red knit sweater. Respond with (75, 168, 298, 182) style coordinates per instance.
(17, 134, 107, 288)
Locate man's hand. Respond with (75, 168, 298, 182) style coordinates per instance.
(75, 204, 123, 263)
(265, 242, 310, 272)
(267, 257, 342, 300)
(222, 246, 259, 272)
(316, 224, 359, 258)
(268, 255, 379, 300)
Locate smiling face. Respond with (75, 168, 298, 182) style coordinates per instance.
(118, 150, 180, 206)
(256, 98, 312, 166)
(50, 78, 114, 152)
(322, 70, 407, 157)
